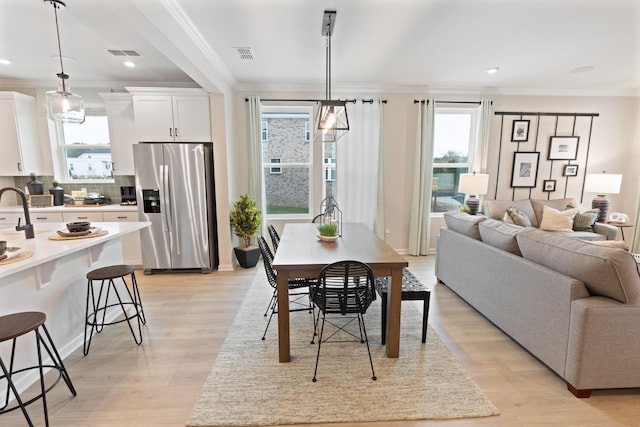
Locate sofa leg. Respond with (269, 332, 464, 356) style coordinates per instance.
(567, 383, 592, 398)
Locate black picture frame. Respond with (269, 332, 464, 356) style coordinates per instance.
(548, 136, 579, 160)
(563, 164, 579, 177)
(511, 120, 530, 142)
(511, 151, 540, 188)
(543, 179, 556, 192)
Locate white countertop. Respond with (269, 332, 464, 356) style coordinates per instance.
(0, 204, 138, 213)
(0, 221, 149, 279)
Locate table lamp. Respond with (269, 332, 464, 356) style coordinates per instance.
(458, 172, 489, 215)
(584, 172, 622, 222)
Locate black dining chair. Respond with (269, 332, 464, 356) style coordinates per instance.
(310, 260, 377, 382)
(267, 224, 280, 252)
(258, 236, 314, 340)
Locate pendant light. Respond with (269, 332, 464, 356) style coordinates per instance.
(44, 0, 85, 124)
(315, 10, 349, 143)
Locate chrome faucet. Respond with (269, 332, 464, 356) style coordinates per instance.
(0, 187, 35, 239)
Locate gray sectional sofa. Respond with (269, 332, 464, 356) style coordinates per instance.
(435, 207, 640, 397)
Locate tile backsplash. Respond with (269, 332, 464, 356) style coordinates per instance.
(12, 175, 135, 205)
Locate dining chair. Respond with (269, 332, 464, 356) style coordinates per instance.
(258, 236, 314, 340)
(267, 224, 280, 252)
(310, 260, 377, 382)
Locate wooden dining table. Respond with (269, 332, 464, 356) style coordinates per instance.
(272, 222, 408, 362)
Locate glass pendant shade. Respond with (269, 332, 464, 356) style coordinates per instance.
(315, 100, 349, 142)
(46, 75, 84, 124)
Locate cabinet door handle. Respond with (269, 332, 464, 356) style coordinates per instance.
(117, 216, 127, 219)
(169, 127, 173, 137)
(17, 162, 22, 172)
(174, 127, 178, 138)
(78, 216, 88, 219)
(36, 217, 47, 220)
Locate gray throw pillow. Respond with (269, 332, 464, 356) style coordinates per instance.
(506, 206, 532, 227)
(573, 208, 599, 232)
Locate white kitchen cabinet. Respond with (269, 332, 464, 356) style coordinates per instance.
(0, 212, 23, 229)
(103, 211, 142, 265)
(100, 93, 137, 175)
(30, 212, 64, 223)
(0, 92, 41, 176)
(128, 88, 211, 142)
(62, 211, 104, 223)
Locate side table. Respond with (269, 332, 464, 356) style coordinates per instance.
(608, 222, 634, 241)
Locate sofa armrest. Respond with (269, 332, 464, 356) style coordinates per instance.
(592, 223, 618, 240)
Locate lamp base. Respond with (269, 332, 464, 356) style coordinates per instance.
(591, 195, 610, 223)
(466, 196, 480, 216)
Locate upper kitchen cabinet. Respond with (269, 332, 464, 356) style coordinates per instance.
(100, 93, 137, 175)
(127, 88, 211, 142)
(0, 92, 41, 176)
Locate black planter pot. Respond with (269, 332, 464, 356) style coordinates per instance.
(234, 246, 260, 268)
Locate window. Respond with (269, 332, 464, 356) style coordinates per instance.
(261, 121, 268, 141)
(304, 121, 311, 142)
(261, 108, 313, 217)
(431, 106, 479, 213)
(324, 157, 336, 181)
(54, 114, 113, 182)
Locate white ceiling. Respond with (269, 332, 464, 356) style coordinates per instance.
(1, 0, 639, 95)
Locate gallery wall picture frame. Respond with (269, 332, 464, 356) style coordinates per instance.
(563, 164, 579, 176)
(543, 179, 557, 192)
(548, 136, 579, 160)
(511, 151, 540, 188)
(511, 120, 530, 142)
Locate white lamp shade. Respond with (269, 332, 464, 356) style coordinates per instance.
(458, 173, 489, 195)
(584, 173, 622, 195)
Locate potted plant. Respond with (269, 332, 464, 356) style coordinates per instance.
(230, 194, 262, 268)
(316, 222, 338, 242)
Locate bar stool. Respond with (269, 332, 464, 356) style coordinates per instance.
(0, 311, 76, 426)
(84, 265, 146, 356)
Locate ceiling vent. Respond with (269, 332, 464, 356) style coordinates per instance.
(107, 49, 142, 57)
(234, 47, 254, 60)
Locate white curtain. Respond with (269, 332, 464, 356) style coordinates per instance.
(408, 100, 435, 256)
(336, 100, 384, 236)
(246, 96, 264, 236)
(473, 99, 492, 174)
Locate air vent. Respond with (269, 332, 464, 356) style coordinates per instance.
(107, 49, 143, 57)
(233, 47, 254, 60)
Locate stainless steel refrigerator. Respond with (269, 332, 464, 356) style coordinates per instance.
(133, 143, 218, 273)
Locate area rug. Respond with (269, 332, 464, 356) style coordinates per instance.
(187, 268, 499, 426)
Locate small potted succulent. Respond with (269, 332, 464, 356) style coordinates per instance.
(230, 194, 262, 268)
(316, 222, 338, 242)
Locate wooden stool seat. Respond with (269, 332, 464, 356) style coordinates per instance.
(375, 268, 431, 344)
(84, 265, 146, 356)
(0, 311, 76, 426)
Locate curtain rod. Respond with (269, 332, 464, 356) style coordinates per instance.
(246, 98, 387, 103)
(494, 111, 599, 117)
(413, 100, 484, 105)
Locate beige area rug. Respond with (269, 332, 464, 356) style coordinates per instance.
(187, 268, 499, 426)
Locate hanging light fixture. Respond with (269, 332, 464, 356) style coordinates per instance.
(44, 0, 85, 124)
(314, 10, 349, 143)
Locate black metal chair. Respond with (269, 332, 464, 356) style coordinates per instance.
(258, 236, 314, 340)
(310, 260, 377, 382)
(267, 224, 280, 252)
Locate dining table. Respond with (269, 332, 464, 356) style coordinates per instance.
(272, 222, 408, 362)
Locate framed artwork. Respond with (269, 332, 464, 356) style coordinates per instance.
(563, 164, 579, 177)
(548, 136, 579, 160)
(511, 151, 540, 188)
(511, 120, 530, 142)
(543, 179, 556, 192)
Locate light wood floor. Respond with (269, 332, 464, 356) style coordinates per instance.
(3, 256, 639, 426)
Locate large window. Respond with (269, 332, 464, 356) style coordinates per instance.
(54, 114, 113, 182)
(431, 106, 479, 213)
(261, 108, 313, 217)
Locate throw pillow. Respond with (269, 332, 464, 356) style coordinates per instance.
(502, 212, 514, 224)
(506, 206, 532, 227)
(573, 208, 600, 232)
(539, 205, 578, 232)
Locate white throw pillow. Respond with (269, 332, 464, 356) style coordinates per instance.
(539, 206, 578, 232)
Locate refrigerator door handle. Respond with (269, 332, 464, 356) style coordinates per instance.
(161, 165, 173, 233)
(163, 164, 181, 256)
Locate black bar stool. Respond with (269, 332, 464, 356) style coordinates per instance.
(0, 311, 76, 426)
(84, 265, 146, 356)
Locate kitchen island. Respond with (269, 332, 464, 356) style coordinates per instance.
(0, 221, 150, 394)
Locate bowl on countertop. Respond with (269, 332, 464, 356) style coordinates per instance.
(67, 221, 91, 233)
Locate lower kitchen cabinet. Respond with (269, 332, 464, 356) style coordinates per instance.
(62, 211, 104, 223)
(102, 211, 142, 266)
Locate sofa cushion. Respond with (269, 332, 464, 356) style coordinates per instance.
(478, 218, 525, 255)
(588, 240, 630, 250)
(516, 229, 640, 303)
(483, 199, 537, 226)
(443, 211, 487, 240)
(573, 209, 599, 232)
(506, 206, 532, 227)
(530, 198, 577, 224)
(539, 206, 578, 232)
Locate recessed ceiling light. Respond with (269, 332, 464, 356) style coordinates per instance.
(0, 59, 11, 65)
(570, 65, 595, 74)
(123, 61, 136, 68)
(486, 67, 500, 74)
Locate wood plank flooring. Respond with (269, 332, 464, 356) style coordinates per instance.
(2, 256, 639, 426)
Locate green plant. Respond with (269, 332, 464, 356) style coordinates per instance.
(230, 194, 262, 248)
(459, 204, 471, 213)
(316, 223, 338, 236)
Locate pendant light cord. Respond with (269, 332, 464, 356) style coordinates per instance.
(48, 0, 68, 91)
